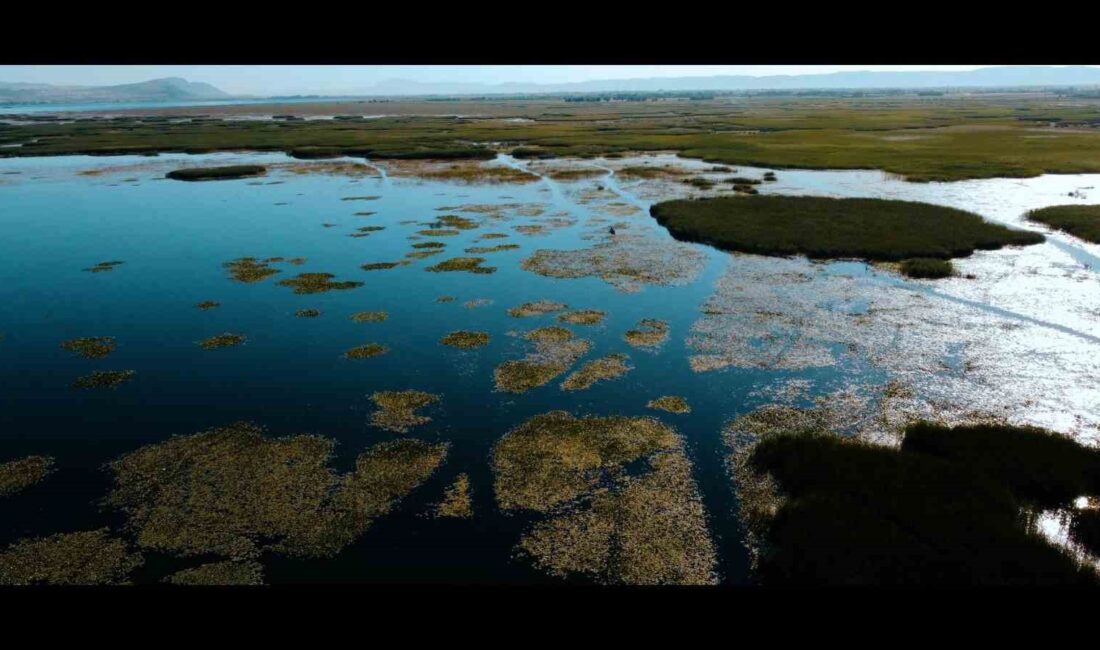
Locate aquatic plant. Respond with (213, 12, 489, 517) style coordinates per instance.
(106, 422, 446, 558)
(344, 343, 388, 359)
(198, 333, 246, 350)
(224, 257, 280, 283)
(350, 311, 388, 323)
(0, 455, 54, 498)
(417, 229, 460, 237)
(435, 215, 479, 230)
(465, 244, 520, 254)
(522, 236, 705, 292)
(406, 249, 445, 260)
(360, 262, 404, 272)
(650, 196, 1045, 261)
(369, 390, 441, 433)
(434, 474, 473, 519)
(60, 336, 115, 359)
(166, 165, 266, 181)
(476, 233, 509, 240)
(295, 309, 321, 318)
(425, 257, 496, 274)
(493, 411, 717, 584)
(463, 298, 492, 309)
(561, 353, 632, 391)
(1026, 204, 1100, 244)
(72, 369, 135, 389)
(0, 529, 143, 586)
(440, 331, 490, 349)
(647, 396, 691, 414)
(494, 329, 591, 394)
(84, 260, 124, 273)
(899, 257, 954, 279)
(513, 224, 546, 236)
(164, 560, 264, 586)
(684, 177, 716, 189)
(341, 195, 381, 201)
(411, 241, 447, 249)
(624, 319, 669, 349)
(195, 300, 220, 310)
(508, 300, 568, 318)
(277, 272, 363, 294)
(557, 309, 606, 325)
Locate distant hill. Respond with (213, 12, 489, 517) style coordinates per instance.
(353, 66, 1100, 97)
(0, 77, 230, 104)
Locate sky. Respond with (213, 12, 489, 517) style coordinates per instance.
(0, 65, 1003, 96)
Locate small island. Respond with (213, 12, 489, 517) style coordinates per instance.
(166, 165, 267, 181)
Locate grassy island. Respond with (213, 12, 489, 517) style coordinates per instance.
(1026, 204, 1100, 244)
(166, 165, 266, 181)
(650, 195, 1044, 261)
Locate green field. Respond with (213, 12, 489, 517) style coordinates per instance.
(4, 94, 1100, 181)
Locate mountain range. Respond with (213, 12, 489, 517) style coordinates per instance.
(0, 77, 229, 104)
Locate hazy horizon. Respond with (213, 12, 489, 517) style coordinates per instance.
(0, 65, 1032, 96)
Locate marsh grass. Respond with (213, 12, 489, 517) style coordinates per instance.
(440, 331, 490, 349)
(0, 455, 54, 498)
(557, 309, 606, 325)
(195, 300, 220, 310)
(465, 243, 520, 254)
(84, 260, 124, 273)
(624, 319, 669, 349)
(0, 529, 142, 586)
(508, 300, 568, 318)
(198, 333, 246, 350)
(295, 309, 321, 318)
(164, 560, 264, 586)
(494, 329, 591, 394)
(417, 229, 460, 237)
(1026, 204, 1100, 244)
(434, 474, 473, 519)
(369, 390, 441, 433)
(224, 257, 280, 283)
(106, 422, 446, 558)
(350, 311, 387, 323)
(166, 165, 266, 181)
(277, 272, 364, 294)
(561, 353, 632, 391)
(647, 396, 691, 414)
(72, 369, 135, 389)
(899, 257, 955, 279)
(344, 343, 388, 359)
(60, 336, 115, 359)
(425, 256, 496, 274)
(435, 215, 479, 230)
(650, 196, 1044, 261)
(360, 262, 404, 271)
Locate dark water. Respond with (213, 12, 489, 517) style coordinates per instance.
(2, 152, 1099, 583)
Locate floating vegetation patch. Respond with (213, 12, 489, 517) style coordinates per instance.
(434, 474, 473, 519)
(514, 224, 547, 236)
(164, 560, 264, 586)
(355, 211, 376, 217)
(350, 311, 388, 323)
(557, 309, 606, 325)
(84, 260, 124, 273)
(73, 369, 135, 389)
(465, 243, 520, 254)
(279, 161, 379, 178)
(348, 226, 385, 238)
(545, 168, 605, 181)
(341, 195, 381, 201)
(360, 262, 404, 271)
(0, 455, 54, 498)
(598, 202, 641, 217)
(198, 333, 246, 350)
(60, 336, 115, 359)
(522, 235, 705, 293)
(436, 295, 455, 303)
(406, 249, 444, 260)
(412, 241, 446, 249)
(463, 298, 492, 309)
(728, 416, 1100, 585)
(224, 257, 280, 283)
(624, 319, 669, 349)
(369, 390, 441, 433)
(647, 396, 691, 414)
(476, 232, 509, 241)
(425, 256, 496, 274)
(397, 162, 539, 184)
(616, 165, 690, 180)
(440, 330, 490, 349)
(277, 272, 364, 294)
(417, 229, 460, 237)
(106, 422, 446, 558)
(561, 353, 632, 391)
(295, 309, 321, 318)
(508, 300, 568, 318)
(344, 343, 388, 359)
(650, 195, 1045, 261)
(195, 300, 220, 310)
(166, 165, 265, 181)
(0, 529, 143, 586)
(435, 214, 480, 230)
(494, 329, 591, 394)
(492, 412, 717, 584)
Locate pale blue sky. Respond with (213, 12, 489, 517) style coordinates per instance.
(0, 65, 1000, 95)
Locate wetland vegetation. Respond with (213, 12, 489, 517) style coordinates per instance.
(166, 165, 266, 181)
(1026, 204, 1100, 243)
